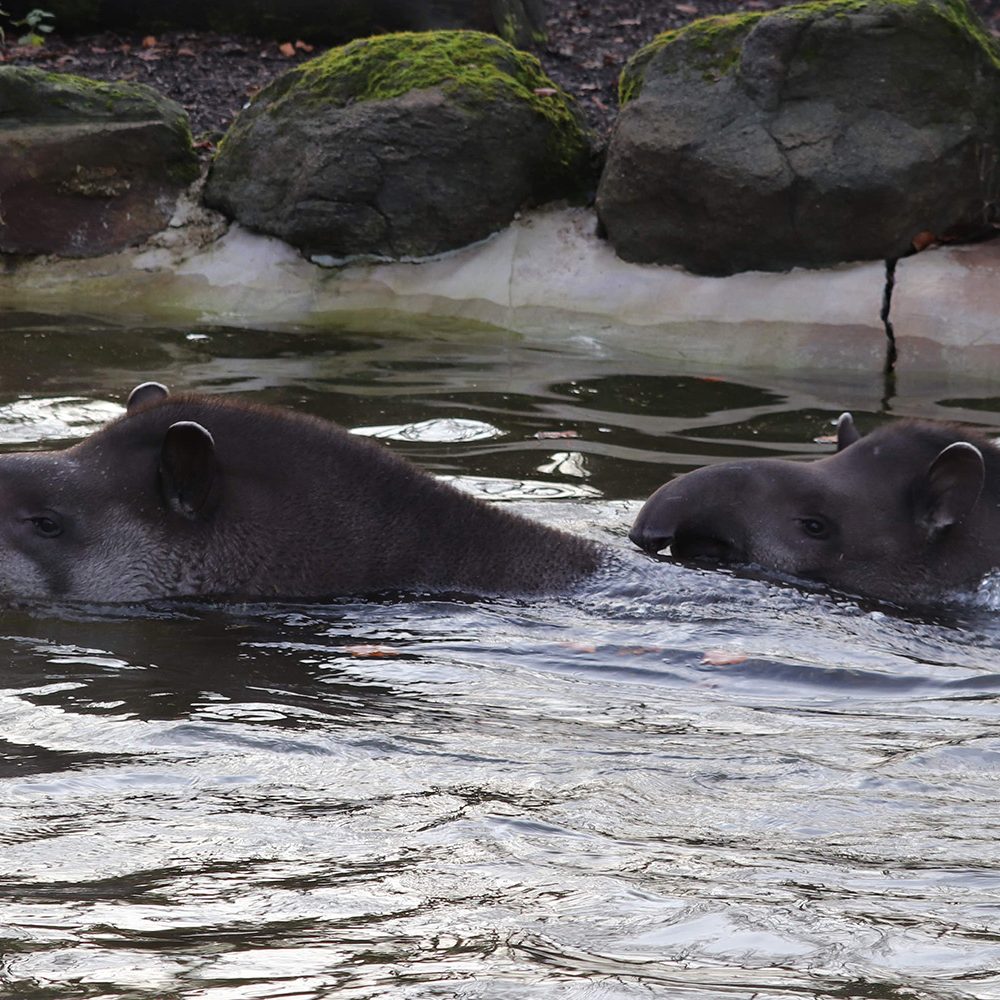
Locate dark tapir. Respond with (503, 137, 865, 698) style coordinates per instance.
(0, 383, 602, 602)
(630, 413, 1000, 604)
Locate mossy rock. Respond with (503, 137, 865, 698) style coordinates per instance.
(204, 31, 594, 260)
(0, 67, 198, 257)
(597, 0, 1000, 275)
(0, 0, 544, 44)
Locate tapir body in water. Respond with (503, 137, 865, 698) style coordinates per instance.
(630, 413, 1000, 605)
(0, 384, 602, 602)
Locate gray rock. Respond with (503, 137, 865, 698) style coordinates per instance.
(0, 67, 199, 257)
(204, 31, 594, 261)
(596, 0, 1000, 275)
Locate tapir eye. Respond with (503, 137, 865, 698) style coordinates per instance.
(797, 516, 830, 540)
(28, 515, 63, 538)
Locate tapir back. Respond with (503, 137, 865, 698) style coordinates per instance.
(53, 393, 602, 600)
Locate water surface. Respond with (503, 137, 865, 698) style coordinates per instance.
(1, 313, 999, 1000)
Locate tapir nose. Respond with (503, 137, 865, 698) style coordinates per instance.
(630, 469, 748, 563)
(629, 526, 671, 553)
(629, 484, 681, 554)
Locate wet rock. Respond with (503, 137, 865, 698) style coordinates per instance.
(204, 31, 595, 261)
(0, 67, 199, 257)
(596, 0, 1000, 275)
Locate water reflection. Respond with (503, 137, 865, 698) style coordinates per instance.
(1, 312, 1000, 999)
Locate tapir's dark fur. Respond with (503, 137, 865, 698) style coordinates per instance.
(630, 415, 1000, 604)
(0, 385, 602, 602)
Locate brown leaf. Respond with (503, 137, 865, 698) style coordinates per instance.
(557, 641, 598, 653)
(344, 644, 400, 658)
(533, 87, 558, 97)
(295, 39, 314, 52)
(141, 35, 157, 48)
(278, 41, 296, 57)
(177, 47, 196, 57)
(701, 648, 747, 666)
(911, 230, 936, 252)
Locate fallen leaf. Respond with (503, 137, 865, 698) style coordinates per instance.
(278, 41, 296, 57)
(534, 429, 580, 439)
(141, 35, 157, 48)
(675, 2, 699, 12)
(533, 87, 558, 96)
(295, 39, 314, 52)
(177, 47, 196, 57)
(345, 644, 400, 658)
(557, 641, 598, 653)
(911, 230, 936, 252)
(701, 649, 747, 666)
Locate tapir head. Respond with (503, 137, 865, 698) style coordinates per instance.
(0, 383, 223, 602)
(630, 414, 999, 605)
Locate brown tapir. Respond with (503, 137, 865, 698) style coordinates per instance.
(630, 413, 1000, 604)
(0, 383, 603, 602)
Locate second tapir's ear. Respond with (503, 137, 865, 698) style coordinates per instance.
(836, 412, 860, 451)
(920, 441, 985, 535)
(159, 421, 218, 519)
(127, 382, 169, 413)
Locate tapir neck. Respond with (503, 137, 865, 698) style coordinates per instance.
(209, 448, 602, 599)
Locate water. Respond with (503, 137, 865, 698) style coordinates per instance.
(1, 312, 1000, 1000)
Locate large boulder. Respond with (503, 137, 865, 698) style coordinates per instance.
(0, 67, 199, 257)
(0, 0, 546, 46)
(596, 0, 1000, 276)
(204, 31, 594, 261)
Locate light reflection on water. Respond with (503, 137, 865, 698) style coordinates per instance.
(0, 314, 999, 999)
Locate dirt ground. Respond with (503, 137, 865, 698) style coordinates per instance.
(5, 1, 1000, 141)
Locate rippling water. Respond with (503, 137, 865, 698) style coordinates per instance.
(1, 313, 1000, 1000)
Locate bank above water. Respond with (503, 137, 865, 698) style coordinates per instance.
(3, 203, 1000, 379)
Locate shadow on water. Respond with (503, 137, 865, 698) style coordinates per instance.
(2, 313, 1000, 999)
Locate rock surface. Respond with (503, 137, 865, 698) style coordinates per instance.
(203, 31, 595, 261)
(0, 66, 198, 257)
(596, 0, 1000, 275)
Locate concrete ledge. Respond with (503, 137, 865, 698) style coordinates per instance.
(2, 200, 998, 379)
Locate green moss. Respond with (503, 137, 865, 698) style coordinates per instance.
(1, 65, 178, 122)
(619, 0, 1000, 103)
(256, 30, 590, 172)
(619, 12, 763, 103)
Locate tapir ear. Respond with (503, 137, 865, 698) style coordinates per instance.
(919, 441, 985, 535)
(836, 412, 860, 451)
(159, 421, 217, 519)
(127, 382, 169, 413)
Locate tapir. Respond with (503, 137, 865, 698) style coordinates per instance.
(0, 383, 602, 602)
(630, 413, 1000, 604)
